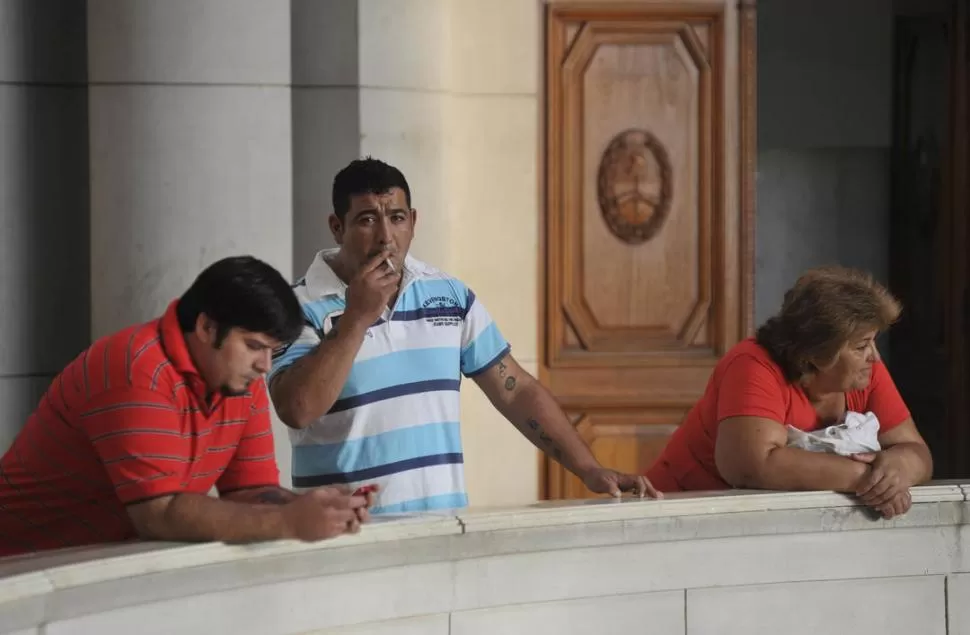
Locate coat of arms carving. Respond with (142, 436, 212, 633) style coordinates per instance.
(596, 129, 673, 244)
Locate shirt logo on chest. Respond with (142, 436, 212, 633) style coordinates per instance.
(420, 297, 462, 328)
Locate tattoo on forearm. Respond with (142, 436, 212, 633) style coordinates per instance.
(498, 359, 517, 391)
(527, 418, 563, 461)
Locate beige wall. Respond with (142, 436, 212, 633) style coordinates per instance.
(385, 0, 544, 508)
(443, 1, 543, 508)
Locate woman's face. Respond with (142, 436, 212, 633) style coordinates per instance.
(814, 329, 881, 392)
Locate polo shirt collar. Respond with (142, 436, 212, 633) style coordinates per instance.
(159, 299, 210, 403)
(303, 248, 429, 299)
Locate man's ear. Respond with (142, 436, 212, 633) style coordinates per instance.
(328, 213, 344, 245)
(195, 313, 216, 345)
(410, 208, 418, 232)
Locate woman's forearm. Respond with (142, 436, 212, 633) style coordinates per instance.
(750, 446, 871, 493)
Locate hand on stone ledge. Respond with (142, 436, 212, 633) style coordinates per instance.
(581, 467, 663, 500)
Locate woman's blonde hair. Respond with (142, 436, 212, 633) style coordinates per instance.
(755, 266, 902, 381)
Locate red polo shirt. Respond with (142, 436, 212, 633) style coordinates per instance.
(0, 301, 280, 557)
(645, 338, 912, 492)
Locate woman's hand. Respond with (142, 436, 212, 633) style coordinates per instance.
(872, 489, 912, 519)
(851, 451, 914, 508)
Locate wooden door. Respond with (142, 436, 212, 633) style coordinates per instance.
(888, 0, 970, 480)
(539, 0, 757, 499)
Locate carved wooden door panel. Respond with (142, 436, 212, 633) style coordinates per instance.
(539, 0, 756, 499)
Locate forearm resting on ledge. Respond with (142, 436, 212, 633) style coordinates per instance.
(126, 492, 291, 544)
(715, 416, 869, 493)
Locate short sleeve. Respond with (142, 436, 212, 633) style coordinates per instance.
(459, 288, 511, 377)
(216, 380, 280, 493)
(864, 362, 911, 432)
(82, 387, 185, 504)
(715, 354, 789, 423)
(268, 322, 321, 385)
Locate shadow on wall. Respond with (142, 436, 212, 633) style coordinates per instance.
(0, 1, 90, 451)
(290, 0, 357, 277)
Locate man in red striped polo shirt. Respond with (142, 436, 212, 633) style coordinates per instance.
(0, 256, 371, 558)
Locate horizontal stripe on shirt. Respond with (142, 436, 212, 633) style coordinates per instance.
(391, 306, 465, 322)
(292, 452, 464, 487)
(337, 347, 460, 399)
(294, 391, 461, 446)
(371, 492, 469, 514)
(290, 462, 466, 510)
(329, 379, 461, 414)
(293, 421, 462, 477)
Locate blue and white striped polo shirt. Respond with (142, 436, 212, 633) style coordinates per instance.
(269, 248, 510, 513)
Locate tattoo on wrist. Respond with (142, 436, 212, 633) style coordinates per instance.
(526, 418, 563, 461)
(505, 376, 517, 391)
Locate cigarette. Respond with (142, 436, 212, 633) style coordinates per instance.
(384, 258, 395, 273)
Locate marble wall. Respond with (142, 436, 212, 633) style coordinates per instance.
(0, 487, 966, 634)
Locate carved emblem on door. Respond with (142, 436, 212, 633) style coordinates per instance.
(596, 129, 673, 244)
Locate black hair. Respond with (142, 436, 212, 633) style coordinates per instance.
(176, 256, 303, 346)
(332, 157, 411, 220)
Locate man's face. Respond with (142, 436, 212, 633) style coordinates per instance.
(196, 319, 280, 396)
(329, 187, 416, 275)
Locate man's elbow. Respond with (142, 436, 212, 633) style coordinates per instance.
(126, 499, 177, 541)
(276, 401, 316, 430)
(270, 385, 316, 430)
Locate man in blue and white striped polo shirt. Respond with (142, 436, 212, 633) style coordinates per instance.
(269, 158, 659, 514)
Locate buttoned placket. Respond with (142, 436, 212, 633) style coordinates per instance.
(381, 266, 417, 344)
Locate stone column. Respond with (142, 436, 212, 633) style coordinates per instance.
(290, 0, 454, 275)
(87, 0, 294, 338)
(0, 0, 90, 451)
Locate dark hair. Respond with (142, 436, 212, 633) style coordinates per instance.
(176, 256, 303, 345)
(332, 157, 411, 220)
(756, 266, 902, 382)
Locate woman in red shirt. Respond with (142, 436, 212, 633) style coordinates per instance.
(646, 266, 933, 519)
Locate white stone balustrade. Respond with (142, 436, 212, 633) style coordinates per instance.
(1, 484, 969, 634)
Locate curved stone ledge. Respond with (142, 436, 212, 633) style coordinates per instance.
(2, 484, 969, 634)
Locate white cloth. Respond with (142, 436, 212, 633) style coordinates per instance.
(786, 411, 881, 456)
